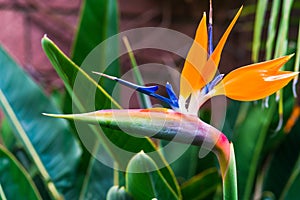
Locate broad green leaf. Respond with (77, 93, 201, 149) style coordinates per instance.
(0, 46, 82, 198)
(106, 186, 133, 200)
(126, 151, 178, 200)
(68, 0, 121, 112)
(70, 0, 120, 198)
(0, 145, 41, 200)
(181, 168, 221, 200)
(71, 0, 119, 67)
(42, 36, 180, 196)
(0, 117, 17, 150)
(42, 36, 121, 111)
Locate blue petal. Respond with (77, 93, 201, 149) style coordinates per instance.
(166, 82, 179, 108)
(205, 74, 224, 94)
(137, 85, 159, 94)
(114, 76, 179, 109)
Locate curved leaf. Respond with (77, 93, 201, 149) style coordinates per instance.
(42, 36, 181, 197)
(126, 151, 179, 200)
(0, 46, 82, 198)
(0, 145, 42, 200)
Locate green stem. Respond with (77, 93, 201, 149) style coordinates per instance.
(122, 36, 152, 108)
(0, 184, 7, 200)
(223, 143, 238, 200)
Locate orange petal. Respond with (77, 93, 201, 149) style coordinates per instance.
(214, 69, 298, 101)
(227, 54, 293, 73)
(191, 7, 243, 96)
(180, 7, 243, 100)
(180, 13, 208, 98)
(210, 6, 243, 68)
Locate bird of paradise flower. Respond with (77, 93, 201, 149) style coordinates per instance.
(44, 5, 297, 200)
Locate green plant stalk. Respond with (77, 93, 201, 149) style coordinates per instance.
(0, 184, 7, 200)
(265, 0, 280, 60)
(0, 90, 62, 200)
(78, 141, 100, 199)
(223, 144, 237, 200)
(122, 36, 152, 108)
(274, 0, 294, 58)
(252, 0, 269, 62)
(279, 151, 300, 199)
(274, 0, 293, 130)
(292, 22, 300, 97)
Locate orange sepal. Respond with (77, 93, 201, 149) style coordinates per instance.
(214, 56, 298, 101)
(210, 6, 243, 69)
(180, 13, 208, 98)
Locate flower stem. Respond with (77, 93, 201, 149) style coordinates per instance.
(223, 143, 238, 200)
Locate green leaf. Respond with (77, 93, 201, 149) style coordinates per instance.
(42, 36, 121, 112)
(232, 101, 276, 200)
(0, 46, 82, 198)
(106, 186, 133, 200)
(68, 0, 121, 112)
(0, 117, 17, 150)
(71, 0, 119, 66)
(69, 0, 120, 198)
(0, 145, 42, 200)
(181, 168, 221, 200)
(126, 151, 179, 200)
(42, 37, 181, 197)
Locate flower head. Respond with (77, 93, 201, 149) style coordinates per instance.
(96, 7, 297, 116)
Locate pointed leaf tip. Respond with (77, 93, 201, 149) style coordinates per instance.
(211, 6, 242, 67)
(180, 12, 208, 98)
